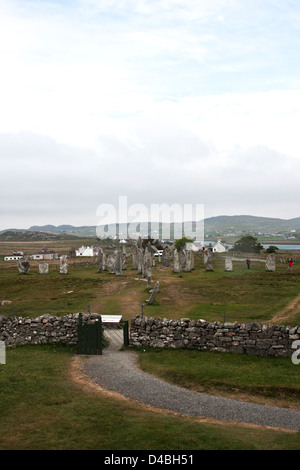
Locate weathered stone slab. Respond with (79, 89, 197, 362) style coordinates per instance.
(147, 281, 160, 305)
(266, 253, 276, 272)
(225, 257, 233, 272)
(18, 259, 30, 274)
(39, 262, 49, 274)
(60, 255, 68, 274)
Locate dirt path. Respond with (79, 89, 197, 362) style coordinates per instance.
(268, 293, 300, 325)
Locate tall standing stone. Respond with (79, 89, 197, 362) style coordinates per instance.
(121, 244, 127, 270)
(115, 250, 123, 276)
(206, 250, 214, 271)
(180, 249, 186, 269)
(60, 255, 68, 274)
(132, 244, 138, 270)
(162, 246, 170, 267)
(137, 248, 144, 274)
(107, 253, 116, 273)
(266, 253, 276, 272)
(184, 250, 193, 272)
(143, 246, 152, 279)
(97, 248, 104, 272)
(173, 249, 180, 273)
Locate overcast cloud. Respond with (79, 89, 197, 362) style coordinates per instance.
(0, 0, 300, 230)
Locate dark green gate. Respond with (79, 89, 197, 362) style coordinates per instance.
(77, 313, 103, 355)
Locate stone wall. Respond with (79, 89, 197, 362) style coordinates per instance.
(0, 313, 101, 347)
(130, 315, 300, 357)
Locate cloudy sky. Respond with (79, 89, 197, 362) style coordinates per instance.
(1, 0, 300, 230)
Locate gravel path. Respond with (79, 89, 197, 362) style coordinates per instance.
(82, 348, 300, 432)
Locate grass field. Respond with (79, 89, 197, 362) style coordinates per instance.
(1, 240, 300, 325)
(1, 240, 300, 450)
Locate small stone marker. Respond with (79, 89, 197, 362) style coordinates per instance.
(39, 262, 49, 274)
(225, 257, 233, 272)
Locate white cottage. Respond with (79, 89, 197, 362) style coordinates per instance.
(212, 238, 228, 253)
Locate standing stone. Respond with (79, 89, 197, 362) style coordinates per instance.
(97, 248, 104, 272)
(143, 246, 152, 279)
(162, 246, 170, 267)
(225, 257, 233, 272)
(121, 244, 127, 270)
(60, 255, 68, 274)
(147, 281, 160, 305)
(18, 259, 30, 274)
(206, 250, 214, 271)
(184, 250, 193, 272)
(137, 248, 144, 274)
(180, 249, 186, 268)
(39, 262, 49, 274)
(266, 253, 276, 272)
(173, 249, 180, 273)
(132, 244, 138, 270)
(115, 250, 123, 276)
(203, 250, 208, 264)
(147, 275, 152, 290)
(107, 253, 116, 273)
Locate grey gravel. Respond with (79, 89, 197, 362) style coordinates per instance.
(82, 348, 300, 431)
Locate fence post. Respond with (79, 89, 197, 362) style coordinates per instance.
(123, 320, 129, 347)
(98, 317, 102, 355)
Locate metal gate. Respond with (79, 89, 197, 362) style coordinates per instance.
(77, 314, 129, 355)
(77, 313, 103, 355)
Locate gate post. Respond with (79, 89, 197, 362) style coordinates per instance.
(77, 313, 83, 354)
(123, 320, 129, 347)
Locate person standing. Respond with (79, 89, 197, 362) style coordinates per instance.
(288, 258, 293, 271)
(246, 258, 251, 269)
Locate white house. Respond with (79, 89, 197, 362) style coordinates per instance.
(75, 245, 98, 257)
(31, 249, 58, 260)
(212, 238, 228, 253)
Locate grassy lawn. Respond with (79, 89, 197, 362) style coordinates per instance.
(0, 345, 300, 450)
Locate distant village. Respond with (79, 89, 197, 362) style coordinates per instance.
(3, 238, 229, 262)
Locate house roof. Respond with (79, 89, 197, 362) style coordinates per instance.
(35, 249, 56, 254)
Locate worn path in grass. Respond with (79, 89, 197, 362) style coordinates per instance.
(80, 347, 300, 432)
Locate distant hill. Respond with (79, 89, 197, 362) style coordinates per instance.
(0, 230, 81, 242)
(28, 225, 97, 237)
(203, 215, 300, 233)
(1, 215, 299, 240)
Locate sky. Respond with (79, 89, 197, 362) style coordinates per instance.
(1, 0, 300, 230)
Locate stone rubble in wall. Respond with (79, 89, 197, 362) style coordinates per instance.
(0, 313, 102, 347)
(130, 315, 300, 357)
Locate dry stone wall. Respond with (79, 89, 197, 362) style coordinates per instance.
(0, 313, 101, 347)
(130, 315, 300, 357)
